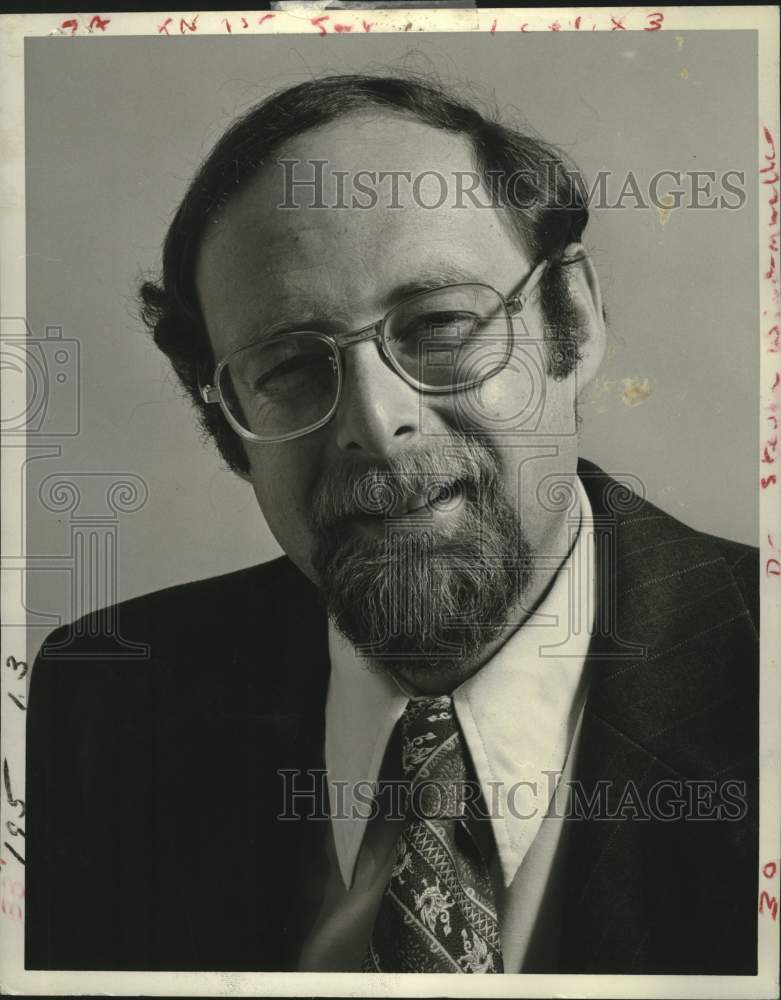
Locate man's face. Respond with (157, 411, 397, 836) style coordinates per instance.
(196, 112, 599, 682)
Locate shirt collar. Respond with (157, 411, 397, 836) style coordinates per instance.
(325, 476, 595, 889)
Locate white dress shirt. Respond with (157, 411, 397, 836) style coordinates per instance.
(296, 476, 596, 972)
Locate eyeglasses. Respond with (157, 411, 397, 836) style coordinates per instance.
(200, 259, 548, 443)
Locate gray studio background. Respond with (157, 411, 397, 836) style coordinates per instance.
(25, 31, 758, 660)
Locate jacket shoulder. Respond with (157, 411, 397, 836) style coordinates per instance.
(29, 553, 328, 731)
(706, 535, 759, 633)
(578, 457, 759, 633)
(26, 554, 325, 970)
(34, 555, 305, 664)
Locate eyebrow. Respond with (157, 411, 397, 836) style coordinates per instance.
(388, 265, 482, 304)
(240, 306, 349, 349)
(237, 264, 485, 349)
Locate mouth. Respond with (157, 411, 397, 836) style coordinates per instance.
(340, 481, 468, 537)
(390, 479, 464, 517)
(319, 477, 475, 540)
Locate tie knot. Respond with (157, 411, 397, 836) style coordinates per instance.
(398, 696, 468, 822)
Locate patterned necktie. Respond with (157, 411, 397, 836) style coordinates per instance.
(363, 695, 503, 973)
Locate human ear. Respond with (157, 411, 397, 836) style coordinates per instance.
(558, 243, 606, 392)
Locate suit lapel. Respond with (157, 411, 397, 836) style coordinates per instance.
(561, 461, 758, 972)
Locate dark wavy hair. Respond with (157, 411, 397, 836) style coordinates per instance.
(138, 73, 591, 475)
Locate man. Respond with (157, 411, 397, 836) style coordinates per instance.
(26, 74, 759, 975)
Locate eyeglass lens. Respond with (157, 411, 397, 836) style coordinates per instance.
(218, 284, 510, 439)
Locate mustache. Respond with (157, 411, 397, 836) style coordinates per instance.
(309, 435, 500, 532)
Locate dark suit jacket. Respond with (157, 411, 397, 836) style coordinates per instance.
(25, 460, 759, 973)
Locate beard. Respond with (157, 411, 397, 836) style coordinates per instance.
(309, 434, 533, 682)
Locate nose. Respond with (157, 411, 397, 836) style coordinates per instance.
(332, 338, 422, 458)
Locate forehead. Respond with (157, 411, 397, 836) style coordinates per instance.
(196, 112, 529, 353)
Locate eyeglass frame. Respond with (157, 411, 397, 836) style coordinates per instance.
(200, 258, 550, 444)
